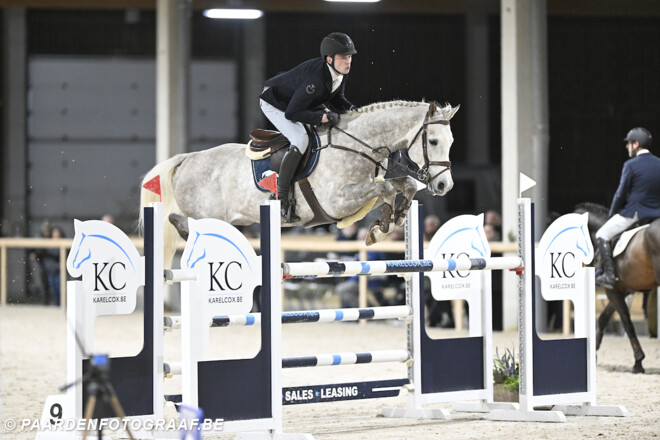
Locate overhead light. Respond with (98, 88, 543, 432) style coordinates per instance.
(203, 9, 263, 19)
(324, 0, 381, 2)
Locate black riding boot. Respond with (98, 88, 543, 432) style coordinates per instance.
(277, 146, 303, 223)
(595, 238, 616, 289)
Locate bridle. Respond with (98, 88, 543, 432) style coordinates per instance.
(402, 101, 451, 184)
(323, 102, 452, 185)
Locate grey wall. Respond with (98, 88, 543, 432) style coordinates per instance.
(27, 56, 237, 236)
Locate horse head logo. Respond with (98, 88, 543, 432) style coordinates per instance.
(67, 220, 142, 279)
(67, 219, 143, 315)
(538, 212, 593, 266)
(427, 213, 490, 260)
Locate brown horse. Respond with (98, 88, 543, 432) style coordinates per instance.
(575, 203, 660, 373)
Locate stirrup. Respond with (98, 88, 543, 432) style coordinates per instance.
(281, 205, 301, 224)
(595, 272, 616, 289)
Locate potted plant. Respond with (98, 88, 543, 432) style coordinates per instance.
(493, 346, 519, 402)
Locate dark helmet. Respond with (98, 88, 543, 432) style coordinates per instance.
(623, 127, 653, 149)
(320, 32, 357, 58)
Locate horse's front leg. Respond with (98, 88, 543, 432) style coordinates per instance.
(342, 180, 397, 245)
(386, 176, 419, 227)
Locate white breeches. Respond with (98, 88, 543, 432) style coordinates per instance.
(259, 99, 309, 153)
(595, 213, 638, 241)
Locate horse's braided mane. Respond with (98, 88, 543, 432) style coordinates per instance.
(574, 202, 609, 217)
(346, 100, 453, 121)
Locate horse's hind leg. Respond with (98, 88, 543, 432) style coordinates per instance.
(596, 301, 616, 350)
(169, 213, 189, 241)
(606, 288, 645, 373)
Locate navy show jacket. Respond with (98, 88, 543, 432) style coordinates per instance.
(610, 152, 660, 219)
(260, 58, 353, 127)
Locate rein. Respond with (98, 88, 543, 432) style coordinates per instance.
(320, 103, 452, 184)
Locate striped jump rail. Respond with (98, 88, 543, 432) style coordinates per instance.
(165, 350, 410, 377)
(283, 349, 411, 368)
(282, 256, 524, 279)
(163, 305, 412, 330)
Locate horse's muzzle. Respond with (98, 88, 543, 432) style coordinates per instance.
(429, 178, 453, 196)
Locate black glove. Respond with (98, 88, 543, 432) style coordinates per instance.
(326, 112, 339, 126)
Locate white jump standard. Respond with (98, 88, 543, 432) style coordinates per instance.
(36, 197, 628, 440)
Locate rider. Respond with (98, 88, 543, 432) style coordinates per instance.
(259, 32, 358, 223)
(595, 127, 660, 289)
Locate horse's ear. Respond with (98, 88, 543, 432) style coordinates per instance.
(428, 101, 437, 115)
(447, 104, 460, 120)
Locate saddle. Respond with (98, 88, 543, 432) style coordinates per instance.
(612, 223, 651, 258)
(247, 127, 339, 227)
(248, 129, 313, 176)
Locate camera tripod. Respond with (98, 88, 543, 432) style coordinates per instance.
(61, 353, 135, 440)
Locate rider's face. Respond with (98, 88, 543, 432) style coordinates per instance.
(626, 140, 638, 157)
(331, 54, 352, 75)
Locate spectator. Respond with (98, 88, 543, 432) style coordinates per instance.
(28, 219, 51, 303)
(41, 227, 65, 306)
(484, 210, 502, 241)
(424, 215, 441, 241)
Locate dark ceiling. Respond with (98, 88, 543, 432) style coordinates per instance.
(1, 0, 660, 16)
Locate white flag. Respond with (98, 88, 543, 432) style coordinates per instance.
(519, 172, 536, 197)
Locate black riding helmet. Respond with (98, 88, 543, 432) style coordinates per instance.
(624, 127, 653, 149)
(320, 32, 357, 58)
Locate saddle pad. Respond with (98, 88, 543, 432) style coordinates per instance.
(251, 131, 321, 193)
(613, 224, 649, 258)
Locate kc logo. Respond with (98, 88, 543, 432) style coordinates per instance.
(435, 252, 471, 278)
(67, 219, 144, 315)
(536, 212, 593, 301)
(182, 218, 260, 316)
(207, 261, 242, 291)
(425, 213, 489, 301)
(549, 252, 576, 279)
(93, 262, 127, 291)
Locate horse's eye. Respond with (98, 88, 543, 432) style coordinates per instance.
(429, 139, 438, 146)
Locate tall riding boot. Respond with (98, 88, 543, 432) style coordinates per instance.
(595, 238, 616, 289)
(277, 145, 303, 223)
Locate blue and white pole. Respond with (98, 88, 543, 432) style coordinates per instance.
(282, 256, 523, 279)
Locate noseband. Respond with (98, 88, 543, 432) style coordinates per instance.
(405, 104, 451, 185)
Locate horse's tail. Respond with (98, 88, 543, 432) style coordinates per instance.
(139, 154, 187, 268)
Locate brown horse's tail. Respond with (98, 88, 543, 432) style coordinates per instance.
(139, 154, 187, 268)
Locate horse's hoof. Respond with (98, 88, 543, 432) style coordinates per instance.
(169, 213, 189, 240)
(365, 229, 377, 246)
(632, 362, 645, 374)
(595, 329, 603, 350)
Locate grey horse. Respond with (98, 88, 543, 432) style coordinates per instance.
(140, 100, 459, 267)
